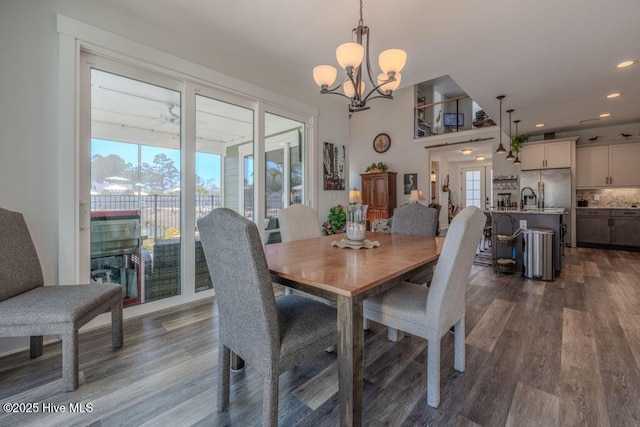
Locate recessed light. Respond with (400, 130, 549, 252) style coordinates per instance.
(607, 92, 621, 99)
(616, 60, 637, 68)
(535, 123, 545, 128)
(476, 155, 486, 161)
(461, 149, 473, 155)
(599, 113, 611, 118)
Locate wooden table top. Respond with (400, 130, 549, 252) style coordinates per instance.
(264, 232, 444, 298)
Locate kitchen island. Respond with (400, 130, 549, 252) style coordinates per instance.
(490, 208, 567, 277)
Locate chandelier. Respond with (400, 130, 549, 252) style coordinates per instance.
(312, 0, 407, 113)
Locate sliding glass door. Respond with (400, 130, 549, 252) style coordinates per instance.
(80, 52, 312, 307)
(194, 92, 254, 291)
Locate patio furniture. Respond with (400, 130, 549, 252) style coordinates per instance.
(197, 208, 337, 427)
(0, 207, 123, 392)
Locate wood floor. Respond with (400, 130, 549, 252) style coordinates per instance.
(1, 247, 640, 426)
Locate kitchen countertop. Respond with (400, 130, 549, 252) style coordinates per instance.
(575, 206, 639, 209)
(489, 208, 566, 215)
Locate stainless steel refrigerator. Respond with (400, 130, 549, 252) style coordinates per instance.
(520, 168, 572, 245)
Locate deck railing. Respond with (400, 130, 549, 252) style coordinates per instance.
(90, 194, 282, 239)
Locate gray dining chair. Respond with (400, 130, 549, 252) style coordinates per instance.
(0, 207, 123, 392)
(363, 206, 485, 408)
(197, 208, 337, 427)
(391, 202, 439, 237)
(277, 204, 322, 296)
(371, 202, 440, 340)
(278, 204, 321, 243)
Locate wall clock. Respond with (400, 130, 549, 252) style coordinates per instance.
(373, 133, 391, 153)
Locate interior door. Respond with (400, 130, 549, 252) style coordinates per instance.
(461, 166, 490, 210)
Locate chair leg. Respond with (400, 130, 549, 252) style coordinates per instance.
(217, 344, 230, 412)
(454, 318, 465, 372)
(284, 287, 292, 296)
(363, 318, 370, 331)
(426, 338, 441, 408)
(262, 371, 279, 427)
(62, 331, 79, 392)
(29, 336, 43, 358)
(388, 327, 402, 342)
(111, 300, 123, 348)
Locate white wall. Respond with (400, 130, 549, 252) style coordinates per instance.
(0, 1, 348, 355)
(349, 86, 424, 205)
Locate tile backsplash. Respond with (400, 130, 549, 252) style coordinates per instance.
(576, 188, 640, 207)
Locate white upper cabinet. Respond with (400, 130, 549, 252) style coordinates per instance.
(609, 143, 640, 186)
(576, 146, 608, 187)
(576, 142, 640, 188)
(521, 140, 572, 170)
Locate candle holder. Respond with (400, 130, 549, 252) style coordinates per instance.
(346, 204, 368, 245)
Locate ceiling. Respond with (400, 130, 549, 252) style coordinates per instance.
(105, 0, 640, 137)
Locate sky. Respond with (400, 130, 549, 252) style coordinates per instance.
(91, 138, 221, 186)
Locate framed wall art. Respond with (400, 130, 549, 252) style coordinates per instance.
(323, 142, 345, 191)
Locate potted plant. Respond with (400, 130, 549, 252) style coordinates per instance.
(364, 161, 389, 173)
(323, 205, 346, 235)
(511, 134, 528, 154)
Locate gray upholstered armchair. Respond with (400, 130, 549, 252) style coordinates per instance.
(0, 207, 123, 391)
(364, 206, 485, 407)
(197, 208, 337, 427)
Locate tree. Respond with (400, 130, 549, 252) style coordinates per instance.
(91, 154, 135, 183)
(266, 163, 283, 193)
(142, 153, 180, 193)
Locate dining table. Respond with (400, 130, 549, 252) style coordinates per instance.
(264, 231, 444, 426)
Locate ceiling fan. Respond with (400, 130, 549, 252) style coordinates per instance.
(159, 101, 180, 124)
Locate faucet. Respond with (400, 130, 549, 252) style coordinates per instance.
(520, 187, 537, 209)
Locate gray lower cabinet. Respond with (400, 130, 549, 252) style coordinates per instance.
(576, 209, 610, 245)
(577, 209, 640, 247)
(611, 210, 640, 247)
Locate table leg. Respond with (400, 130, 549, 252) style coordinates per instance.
(337, 295, 363, 427)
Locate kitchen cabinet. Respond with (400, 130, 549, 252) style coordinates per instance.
(576, 208, 640, 247)
(576, 142, 640, 188)
(361, 172, 397, 224)
(576, 209, 611, 245)
(611, 209, 640, 247)
(521, 140, 572, 170)
(576, 146, 608, 187)
(609, 143, 640, 186)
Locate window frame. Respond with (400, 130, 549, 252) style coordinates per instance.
(58, 14, 317, 317)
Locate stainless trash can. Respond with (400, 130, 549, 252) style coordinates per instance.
(523, 228, 554, 281)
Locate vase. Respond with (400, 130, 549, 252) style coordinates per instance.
(346, 204, 368, 244)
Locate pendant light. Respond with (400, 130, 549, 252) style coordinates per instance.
(312, 0, 407, 113)
(495, 95, 507, 154)
(505, 109, 515, 160)
(513, 119, 522, 164)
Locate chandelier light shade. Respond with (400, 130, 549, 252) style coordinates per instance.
(312, 65, 338, 87)
(312, 0, 407, 113)
(495, 95, 507, 154)
(336, 43, 365, 69)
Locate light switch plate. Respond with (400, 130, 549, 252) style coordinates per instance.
(594, 194, 600, 201)
(519, 220, 528, 229)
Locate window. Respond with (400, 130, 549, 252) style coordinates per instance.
(78, 50, 312, 309)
